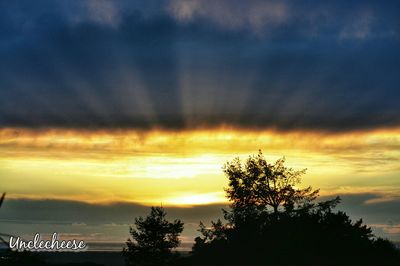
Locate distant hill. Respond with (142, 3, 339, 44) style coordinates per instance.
(42, 251, 125, 266)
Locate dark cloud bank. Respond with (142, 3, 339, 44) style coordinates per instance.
(0, 0, 399, 132)
(1, 194, 400, 244)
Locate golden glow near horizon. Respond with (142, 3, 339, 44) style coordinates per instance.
(1, 127, 400, 206)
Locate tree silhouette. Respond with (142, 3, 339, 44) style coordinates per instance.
(123, 206, 184, 266)
(224, 151, 318, 215)
(0, 192, 5, 207)
(186, 151, 400, 266)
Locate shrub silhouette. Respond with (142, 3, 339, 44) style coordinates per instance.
(123, 206, 184, 266)
(0, 250, 47, 266)
(184, 151, 400, 266)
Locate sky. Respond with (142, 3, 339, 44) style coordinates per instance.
(1, 0, 400, 248)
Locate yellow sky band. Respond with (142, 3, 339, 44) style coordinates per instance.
(1, 127, 399, 206)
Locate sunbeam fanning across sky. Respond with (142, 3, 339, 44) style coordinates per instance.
(1, 0, 400, 259)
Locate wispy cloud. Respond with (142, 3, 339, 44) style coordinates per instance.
(167, 0, 289, 34)
(339, 9, 375, 40)
(83, 0, 121, 27)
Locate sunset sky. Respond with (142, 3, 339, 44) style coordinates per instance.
(1, 0, 400, 248)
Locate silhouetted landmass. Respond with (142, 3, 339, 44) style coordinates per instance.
(0, 250, 47, 266)
(184, 202, 400, 266)
(0, 250, 125, 266)
(180, 152, 400, 266)
(43, 251, 125, 266)
(121, 152, 400, 265)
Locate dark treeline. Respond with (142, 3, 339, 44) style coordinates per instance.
(124, 151, 400, 266)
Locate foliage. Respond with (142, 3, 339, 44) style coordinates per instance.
(184, 151, 400, 266)
(123, 206, 184, 266)
(224, 151, 318, 216)
(0, 250, 47, 266)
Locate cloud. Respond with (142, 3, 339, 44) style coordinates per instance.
(2, 195, 400, 244)
(321, 193, 400, 224)
(83, 0, 121, 26)
(167, 0, 289, 34)
(339, 9, 375, 40)
(0, 1, 399, 131)
(371, 223, 400, 235)
(166, 0, 399, 39)
(321, 193, 400, 241)
(0, 198, 226, 244)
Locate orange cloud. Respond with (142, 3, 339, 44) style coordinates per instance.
(1, 127, 399, 206)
